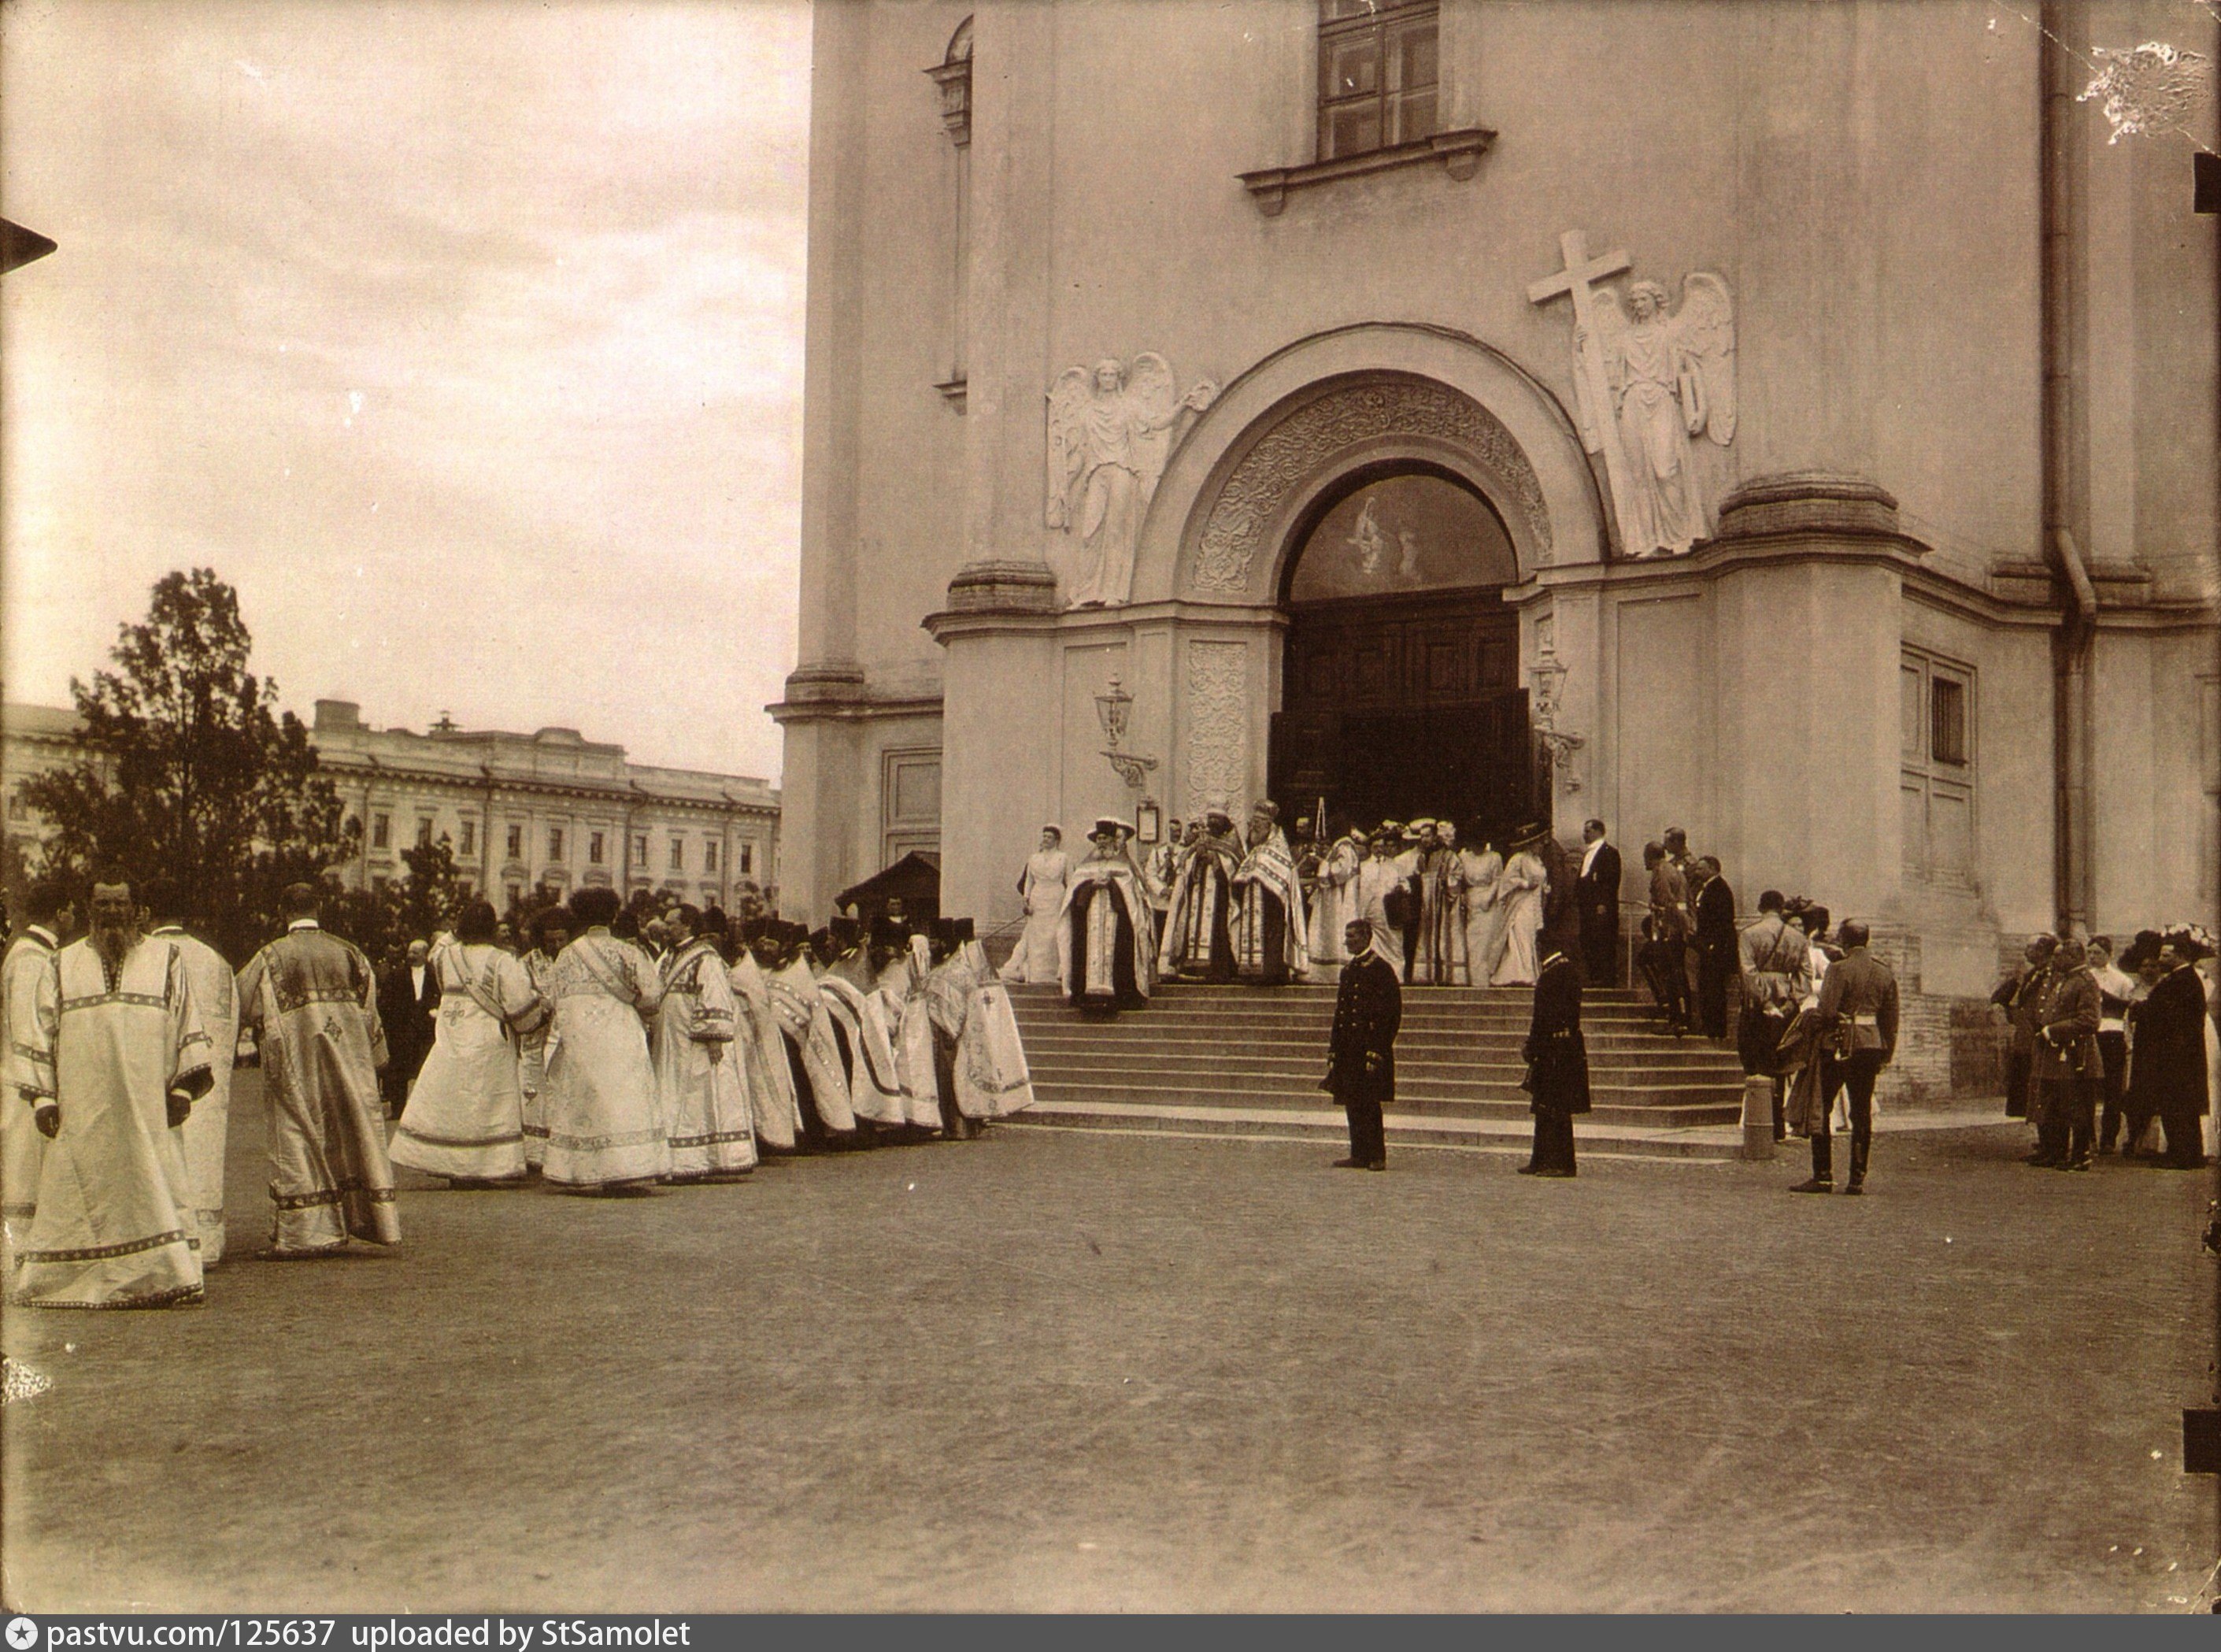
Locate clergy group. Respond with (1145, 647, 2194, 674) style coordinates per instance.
(0, 875, 1034, 1311)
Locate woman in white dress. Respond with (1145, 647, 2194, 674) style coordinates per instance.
(392, 900, 548, 1187)
(1460, 834, 1508, 987)
(1491, 828, 1550, 987)
(539, 887, 669, 1192)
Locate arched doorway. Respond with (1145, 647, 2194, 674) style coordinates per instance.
(1268, 465, 1537, 843)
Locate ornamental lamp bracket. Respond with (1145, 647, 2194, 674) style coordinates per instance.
(1095, 676, 1160, 792)
(1527, 649, 1585, 792)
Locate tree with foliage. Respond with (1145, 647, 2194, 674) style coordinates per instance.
(19, 569, 357, 961)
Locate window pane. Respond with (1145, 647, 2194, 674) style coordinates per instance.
(1931, 678, 1968, 765)
(1326, 102, 1383, 158)
(1325, 37, 1380, 98)
(1388, 18, 1436, 88)
(1391, 88, 1437, 144)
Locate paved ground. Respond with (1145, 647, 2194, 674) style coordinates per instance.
(2, 1073, 2215, 1613)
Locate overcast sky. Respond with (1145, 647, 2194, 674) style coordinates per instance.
(2, 0, 811, 782)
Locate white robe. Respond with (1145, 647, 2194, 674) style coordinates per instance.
(956, 942, 1034, 1117)
(1460, 849, 1508, 985)
(1307, 837, 1364, 966)
(653, 939, 757, 1178)
(392, 937, 546, 1182)
(1492, 850, 1548, 987)
(153, 928, 239, 1264)
(518, 948, 560, 1167)
(877, 954, 943, 1130)
(9, 936, 213, 1308)
(730, 953, 805, 1148)
(539, 930, 668, 1187)
(1353, 856, 1410, 981)
(771, 957, 858, 1134)
(1009, 848, 1070, 984)
(1, 927, 60, 1267)
(819, 961, 905, 1125)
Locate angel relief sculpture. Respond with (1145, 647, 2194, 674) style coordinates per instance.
(1046, 354, 1217, 607)
(1575, 274, 1736, 558)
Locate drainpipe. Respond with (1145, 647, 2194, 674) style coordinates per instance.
(2041, 2, 2098, 935)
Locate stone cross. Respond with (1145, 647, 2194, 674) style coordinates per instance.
(1527, 228, 1632, 531)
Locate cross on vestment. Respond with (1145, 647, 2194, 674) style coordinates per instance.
(1527, 229, 1634, 548)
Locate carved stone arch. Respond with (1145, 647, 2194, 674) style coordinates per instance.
(1129, 324, 1603, 606)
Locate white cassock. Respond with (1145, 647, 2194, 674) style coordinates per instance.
(878, 951, 944, 1130)
(1307, 836, 1364, 966)
(538, 929, 668, 1188)
(770, 957, 858, 1135)
(392, 935, 547, 1183)
(9, 935, 213, 1308)
(1, 925, 61, 1270)
(151, 926, 239, 1264)
(729, 953, 804, 1149)
(1010, 848, 1070, 984)
(236, 921, 399, 1254)
(1492, 850, 1549, 987)
(1353, 856, 1409, 982)
(956, 941, 1035, 1117)
(518, 948, 561, 1168)
(817, 955, 905, 1125)
(1460, 848, 1508, 985)
(653, 938, 757, 1179)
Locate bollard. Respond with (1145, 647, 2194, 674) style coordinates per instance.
(1738, 1076, 1776, 1161)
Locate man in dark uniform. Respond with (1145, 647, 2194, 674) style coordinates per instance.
(1574, 818, 1622, 987)
(1691, 855, 1737, 1041)
(2029, 935, 2101, 1170)
(1792, 919, 1897, 1195)
(2127, 931, 2212, 1169)
(1520, 943, 1590, 1177)
(1990, 934, 2056, 1121)
(1323, 919, 1399, 1172)
(377, 937, 441, 1115)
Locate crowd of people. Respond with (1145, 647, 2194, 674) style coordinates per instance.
(0, 872, 1034, 1310)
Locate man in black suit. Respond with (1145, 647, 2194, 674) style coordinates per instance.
(377, 938, 441, 1113)
(1323, 919, 1401, 1172)
(1520, 943, 1590, 1176)
(1691, 856, 1737, 1040)
(1573, 818, 1622, 987)
(2126, 932, 2212, 1169)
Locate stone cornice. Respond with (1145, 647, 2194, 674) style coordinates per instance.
(766, 692, 946, 727)
(1239, 128, 1496, 217)
(321, 756, 777, 817)
(923, 596, 1290, 646)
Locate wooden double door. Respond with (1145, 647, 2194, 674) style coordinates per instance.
(1268, 587, 1539, 843)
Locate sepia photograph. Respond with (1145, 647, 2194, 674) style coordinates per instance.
(2, 0, 2219, 1617)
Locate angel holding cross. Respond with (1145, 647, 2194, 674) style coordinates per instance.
(1578, 276, 1735, 558)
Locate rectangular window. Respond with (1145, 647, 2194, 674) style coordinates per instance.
(590, 831, 605, 865)
(1930, 678, 1967, 766)
(459, 820, 476, 857)
(548, 827, 565, 861)
(633, 834, 648, 868)
(1317, 0, 1438, 162)
(416, 817, 434, 848)
(739, 843, 753, 876)
(1901, 648, 1976, 884)
(704, 842, 718, 874)
(668, 839, 684, 872)
(372, 813, 391, 850)
(883, 749, 943, 865)
(506, 824, 523, 861)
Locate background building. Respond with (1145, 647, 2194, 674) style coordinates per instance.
(776, 0, 2220, 1099)
(2, 698, 781, 913)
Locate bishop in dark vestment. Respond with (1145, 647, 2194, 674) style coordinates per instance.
(1323, 920, 1400, 1171)
(1520, 946, 1590, 1176)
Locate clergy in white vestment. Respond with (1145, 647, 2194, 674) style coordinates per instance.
(922, 920, 982, 1138)
(1057, 818, 1156, 1013)
(1231, 802, 1311, 986)
(729, 928, 806, 1150)
(1142, 823, 1184, 944)
(1, 887, 70, 1272)
(392, 902, 549, 1186)
(766, 923, 860, 1146)
(537, 886, 669, 1192)
(652, 906, 757, 1180)
(517, 908, 572, 1170)
(1306, 827, 1364, 968)
(235, 883, 400, 1256)
(1353, 830, 1412, 982)
(870, 923, 946, 1133)
(1160, 807, 1242, 980)
(1410, 822, 1470, 986)
(1460, 838, 1509, 985)
(1008, 827, 1070, 985)
(147, 883, 239, 1265)
(816, 919, 905, 1128)
(956, 929, 1035, 1119)
(9, 876, 214, 1308)
(1492, 829, 1551, 987)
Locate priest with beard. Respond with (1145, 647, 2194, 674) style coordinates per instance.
(1058, 817, 1155, 1013)
(146, 879, 240, 1264)
(235, 881, 399, 1254)
(1231, 801, 1311, 987)
(650, 904, 757, 1182)
(1160, 805, 1242, 981)
(9, 873, 215, 1307)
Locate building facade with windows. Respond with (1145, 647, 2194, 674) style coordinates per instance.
(776, 1, 2217, 1098)
(3, 698, 781, 913)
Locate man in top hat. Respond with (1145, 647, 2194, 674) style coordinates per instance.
(1231, 801, 1310, 987)
(1059, 818, 1155, 1013)
(1009, 826, 1070, 985)
(1160, 803, 1242, 981)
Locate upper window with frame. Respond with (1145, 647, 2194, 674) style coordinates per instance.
(1317, 0, 1438, 163)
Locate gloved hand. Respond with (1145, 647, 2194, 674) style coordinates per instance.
(33, 1102, 59, 1139)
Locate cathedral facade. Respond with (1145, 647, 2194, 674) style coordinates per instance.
(775, 0, 2219, 1098)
